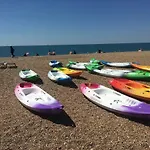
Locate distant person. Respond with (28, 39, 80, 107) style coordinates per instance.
(52, 51, 56, 55)
(23, 53, 27, 56)
(97, 49, 102, 53)
(138, 48, 143, 52)
(69, 51, 73, 54)
(10, 46, 15, 58)
(48, 50, 52, 55)
(23, 52, 29, 57)
(73, 50, 76, 54)
(36, 53, 39, 56)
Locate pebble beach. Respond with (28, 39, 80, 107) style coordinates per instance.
(1, 51, 150, 150)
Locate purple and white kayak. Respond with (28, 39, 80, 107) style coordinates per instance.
(15, 82, 63, 113)
(80, 83, 150, 118)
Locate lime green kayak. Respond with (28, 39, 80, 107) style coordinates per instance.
(85, 63, 104, 72)
(123, 70, 150, 81)
(66, 59, 101, 70)
(90, 58, 101, 64)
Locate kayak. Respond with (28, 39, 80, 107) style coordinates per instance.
(49, 60, 62, 67)
(131, 63, 150, 72)
(19, 69, 39, 81)
(101, 60, 133, 68)
(80, 83, 150, 118)
(66, 58, 102, 70)
(66, 61, 89, 70)
(123, 70, 150, 81)
(48, 70, 72, 82)
(90, 58, 101, 64)
(53, 67, 82, 77)
(110, 78, 150, 101)
(87, 68, 132, 78)
(85, 63, 104, 72)
(15, 82, 63, 113)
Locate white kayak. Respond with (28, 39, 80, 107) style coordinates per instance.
(67, 61, 90, 70)
(101, 60, 132, 67)
(19, 69, 39, 81)
(48, 70, 72, 82)
(15, 82, 63, 113)
(80, 83, 150, 118)
(93, 68, 132, 78)
(49, 60, 62, 67)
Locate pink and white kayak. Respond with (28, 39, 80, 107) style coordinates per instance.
(15, 82, 63, 113)
(80, 83, 150, 118)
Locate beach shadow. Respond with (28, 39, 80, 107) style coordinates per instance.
(73, 76, 87, 80)
(114, 113, 150, 126)
(57, 81, 78, 88)
(83, 96, 150, 126)
(31, 78, 44, 85)
(30, 109, 76, 127)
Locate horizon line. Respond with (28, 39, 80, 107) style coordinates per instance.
(0, 41, 150, 47)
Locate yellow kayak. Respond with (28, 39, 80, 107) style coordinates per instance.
(53, 67, 82, 77)
(131, 63, 150, 72)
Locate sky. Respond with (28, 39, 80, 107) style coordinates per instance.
(0, 0, 150, 46)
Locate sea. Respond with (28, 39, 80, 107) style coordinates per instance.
(0, 42, 150, 57)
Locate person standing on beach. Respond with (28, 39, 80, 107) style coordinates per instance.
(73, 50, 76, 54)
(10, 46, 15, 57)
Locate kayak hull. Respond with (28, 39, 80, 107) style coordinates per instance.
(110, 78, 150, 102)
(80, 83, 150, 118)
(15, 82, 63, 113)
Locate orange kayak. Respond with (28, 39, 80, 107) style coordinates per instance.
(109, 78, 150, 101)
(131, 63, 150, 72)
(53, 67, 82, 77)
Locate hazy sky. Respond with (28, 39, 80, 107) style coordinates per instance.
(0, 0, 150, 46)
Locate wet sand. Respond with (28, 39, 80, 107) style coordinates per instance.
(1, 51, 150, 150)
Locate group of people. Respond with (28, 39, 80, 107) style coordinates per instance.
(10, 46, 56, 57)
(138, 48, 143, 52)
(10, 46, 31, 57)
(10, 46, 106, 57)
(69, 50, 76, 54)
(48, 50, 56, 55)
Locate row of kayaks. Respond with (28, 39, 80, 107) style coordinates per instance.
(19, 59, 150, 82)
(66, 59, 150, 71)
(57, 58, 150, 72)
(14, 59, 150, 119)
(16, 68, 65, 113)
(48, 59, 150, 81)
(15, 77, 150, 118)
(16, 67, 82, 113)
(19, 68, 81, 83)
(87, 68, 150, 81)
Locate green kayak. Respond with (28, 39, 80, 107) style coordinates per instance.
(19, 69, 40, 81)
(66, 59, 102, 70)
(85, 63, 104, 72)
(123, 70, 150, 81)
(90, 58, 101, 64)
(66, 61, 90, 70)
